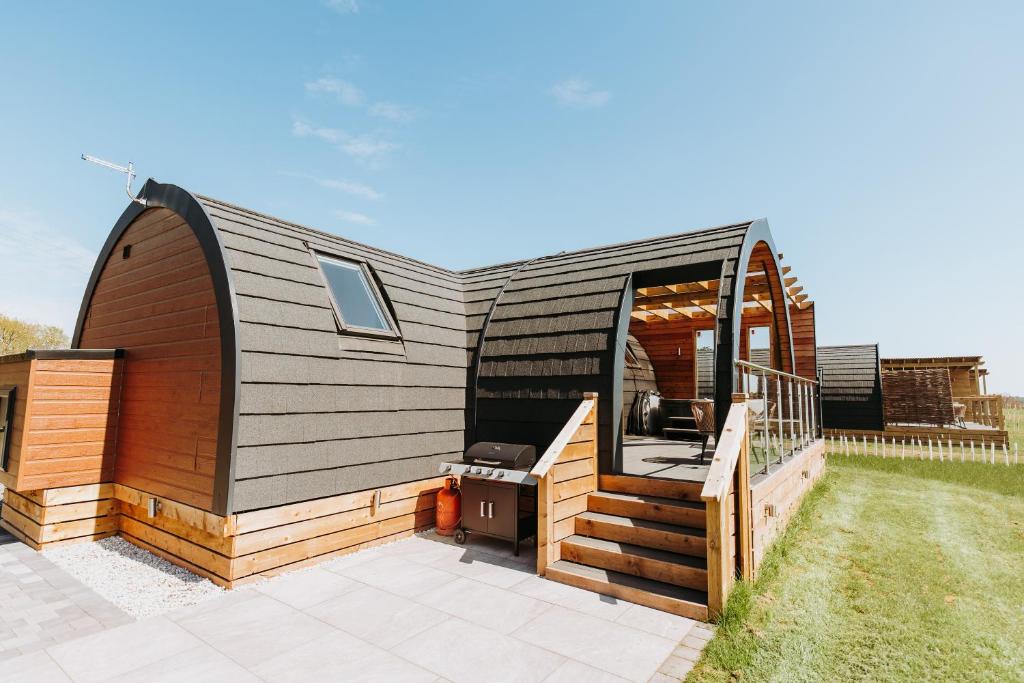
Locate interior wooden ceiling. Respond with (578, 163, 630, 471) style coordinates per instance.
(631, 255, 811, 323)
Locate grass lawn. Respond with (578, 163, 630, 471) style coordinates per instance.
(1008, 406, 1023, 453)
(689, 455, 1024, 682)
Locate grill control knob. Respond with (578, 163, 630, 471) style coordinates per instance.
(472, 467, 481, 474)
(442, 464, 451, 472)
(494, 470, 504, 479)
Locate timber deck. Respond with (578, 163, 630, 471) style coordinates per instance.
(621, 438, 712, 483)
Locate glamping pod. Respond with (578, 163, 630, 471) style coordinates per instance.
(816, 344, 885, 431)
(0, 180, 821, 593)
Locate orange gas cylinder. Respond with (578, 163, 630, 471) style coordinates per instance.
(435, 477, 461, 536)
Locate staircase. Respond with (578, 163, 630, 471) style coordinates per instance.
(543, 474, 710, 620)
(660, 398, 702, 442)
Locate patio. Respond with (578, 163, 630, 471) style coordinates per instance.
(4, 531, 712, 682)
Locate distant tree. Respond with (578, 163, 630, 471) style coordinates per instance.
(0, 313, 69, 355)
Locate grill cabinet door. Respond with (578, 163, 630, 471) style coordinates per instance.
(459, 478, 488, 533)
(485, 483, 516, 539)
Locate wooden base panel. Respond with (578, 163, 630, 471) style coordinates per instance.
(0, 477, 447, 588)
(1, 486, 119, 549)
(750, 440, 826, 571)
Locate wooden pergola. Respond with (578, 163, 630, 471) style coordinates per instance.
(630, 254, 813, 324)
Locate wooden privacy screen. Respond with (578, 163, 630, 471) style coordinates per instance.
(533, 393, 598, 576)
(882, 369, 955, 426)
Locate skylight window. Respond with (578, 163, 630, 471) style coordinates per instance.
(314, 253, 399, 337)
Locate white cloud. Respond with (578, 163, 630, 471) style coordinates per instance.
(292, 117, 399, 164)
(550, 78, 611, 108)
(339, 134, 399, 160)
(334, 209, 376, 226)
(305, 77, 365, 107)
(323, 0, 359, 14)
(369, 101, 415, 123)
(292, 118, 345, 144)
(284, 172, 383, 201)
(0, 210, 96, 334)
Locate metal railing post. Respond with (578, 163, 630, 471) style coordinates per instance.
(776, 374, 784, 464)
(796, 380, 805, 450)
(760, 369, 769, 465)
(787, 377, 795, 456)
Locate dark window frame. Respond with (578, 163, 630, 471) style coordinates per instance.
(0, 385, 15, 472)
(309, 248, 402, 340)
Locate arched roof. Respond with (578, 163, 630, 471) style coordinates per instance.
(470, 220, 795, 470)
(74, 180, 796, 511)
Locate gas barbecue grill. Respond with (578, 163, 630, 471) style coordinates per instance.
(439, 442, 538, 555)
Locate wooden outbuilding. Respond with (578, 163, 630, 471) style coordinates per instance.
(817, 346, 1007, 446)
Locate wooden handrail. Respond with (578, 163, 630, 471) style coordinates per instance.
(533, 392, 599, 577)
(700, 403, 748, 502)
(955, 394, 1005, 430)
(530, 396, 597, 479)
(700, 397, 754, 618)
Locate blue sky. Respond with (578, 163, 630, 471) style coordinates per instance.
(1, 2, 1022, 392)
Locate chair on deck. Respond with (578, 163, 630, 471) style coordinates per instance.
(690, 399, 715, 465)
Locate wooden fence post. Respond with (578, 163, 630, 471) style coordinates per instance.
(733, 393, 753, 582)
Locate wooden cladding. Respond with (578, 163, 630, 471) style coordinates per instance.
(629, 320, 696, 399)
(78, 207, 222, 512)
(0, 354, 122, 492)
(749, 441, 825, 569)
(882, 369, 955, 427)
(790, 304, 817, 381)
(1, 484, 118, 550)
(629, 301, 815, 400)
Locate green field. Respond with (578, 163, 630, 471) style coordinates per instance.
(1008, 406, 1023, 452)
(688, 455, 1024, 682)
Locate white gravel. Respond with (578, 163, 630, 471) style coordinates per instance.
(44, 536, 225, 618)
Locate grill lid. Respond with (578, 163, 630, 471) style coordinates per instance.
(463, 442, 537, 469)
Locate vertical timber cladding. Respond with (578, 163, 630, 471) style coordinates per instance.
(474, 223, 752, 473)
(195, 196, 468, 512)
(78, 207, 222, 511)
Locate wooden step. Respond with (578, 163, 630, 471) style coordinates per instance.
(662, 427, 701, 441)
(598, 474, 704, 502)
(575, 511, 706, 557)
(545, 560, 709, 621)
(587, 491, 705, 527)
(560, 534, 707, 590)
